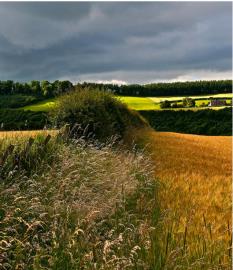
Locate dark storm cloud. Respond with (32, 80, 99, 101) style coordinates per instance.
(0, 2, 231, 83)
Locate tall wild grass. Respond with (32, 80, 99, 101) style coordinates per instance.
(0, 132, 159, 269)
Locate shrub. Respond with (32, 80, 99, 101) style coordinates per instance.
(183, 97, 196, 107)
(51, 88, 147, 141)
(160, 100, 171, 109)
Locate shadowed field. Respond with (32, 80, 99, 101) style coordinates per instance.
(130, 129, 232, 268)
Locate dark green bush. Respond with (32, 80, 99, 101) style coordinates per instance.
(51, 88, 147, 141)
(183, 97, 196, 107)
(160, 100, 171, 109)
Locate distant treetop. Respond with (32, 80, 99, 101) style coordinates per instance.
(0, 79, 231, 97)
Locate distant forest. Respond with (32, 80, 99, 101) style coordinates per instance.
(0, 79, 232, 97)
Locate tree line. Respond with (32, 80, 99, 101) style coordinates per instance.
(0, 80, 74, 97)
(0, 79, 232, 97)
(79, 80, 232, 96)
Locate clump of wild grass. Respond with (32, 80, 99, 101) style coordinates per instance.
(0, 132, 59, 182)
(0, 134, 159, 269)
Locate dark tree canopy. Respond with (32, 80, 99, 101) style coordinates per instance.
(0, 80, 74, 97)
(0, 80, 231, 98)
(78, 80, 232, 97)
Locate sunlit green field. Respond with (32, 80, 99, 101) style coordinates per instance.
(117, 96, 160, 110)
(22, 93, 232, 111)
(22, 98, 56, 111)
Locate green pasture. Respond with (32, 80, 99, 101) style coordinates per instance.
(22, 98, 56, 111)
(117, 96, 160, 110)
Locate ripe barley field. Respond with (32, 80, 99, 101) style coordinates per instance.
(134, 129, 232, 268)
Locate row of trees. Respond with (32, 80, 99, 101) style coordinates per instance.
(0, 80, 73, 97)
(160, 98, 196, 109)
(0, 79, 231, 97)
(78, 80, 232, 97)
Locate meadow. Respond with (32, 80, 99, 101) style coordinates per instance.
(22, 98, 56, 112)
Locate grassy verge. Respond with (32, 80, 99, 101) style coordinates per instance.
(0, 131, 159, 269)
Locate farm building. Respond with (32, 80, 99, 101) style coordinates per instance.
(208, 99, 226, 107)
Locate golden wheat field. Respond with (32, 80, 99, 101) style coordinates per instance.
(138, 129, 232, 268)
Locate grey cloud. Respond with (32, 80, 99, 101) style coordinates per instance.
(0, 2, 231, 83)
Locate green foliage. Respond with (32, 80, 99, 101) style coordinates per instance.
(0, 109, 49, 130)
(51, 88, 147, 141)
(0, 80, 231, 98)
(140, 108, 232, 135)
(78, 80, 232, 97)
(160, 100, 171, 109)
(183, 97, 196, 107)
(0, 80, 73, 97)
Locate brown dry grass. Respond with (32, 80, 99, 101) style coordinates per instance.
(131, 128, 232, 268)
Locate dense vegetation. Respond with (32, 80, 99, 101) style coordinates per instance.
(0, 79, 231, 98)
(52, 88, 147, 141)
(0, 99, 231, 136)
(0, 109, 48, 130)
(140, 108, 232, 135)
(0, 115, 158, 269)
(0, 80, 73, 98)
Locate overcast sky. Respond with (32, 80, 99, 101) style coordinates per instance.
(0, 2, 232, 84)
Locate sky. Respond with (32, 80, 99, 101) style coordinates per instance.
(0, 2, 232, 84)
